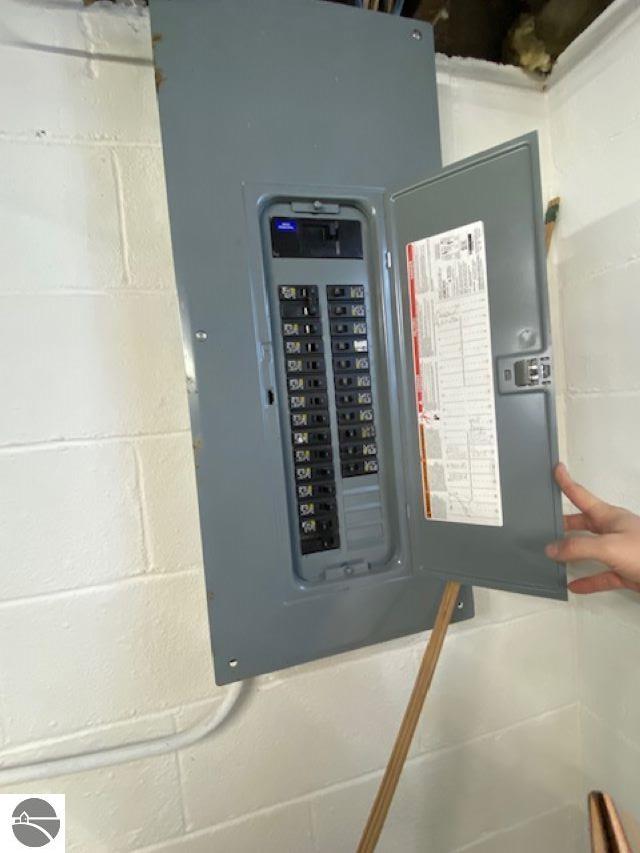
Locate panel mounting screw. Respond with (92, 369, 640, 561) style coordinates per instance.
(411, 29, 422, 40)
(195, 330, 208, 342)
(313, 199, 323, 210)
(457, 601, 464, 610)
(229, 659, 238, 668)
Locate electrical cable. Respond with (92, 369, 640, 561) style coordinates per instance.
(0, 680, 245, 785)
(392, 0, 405, 14)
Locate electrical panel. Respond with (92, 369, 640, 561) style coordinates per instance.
(152, 0, 566, 685)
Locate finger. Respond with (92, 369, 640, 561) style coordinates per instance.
(568, 571, 627, 594)
(554, 463, 613, 523)
(545, 533, 615, 565)
(564, 513, 591, 532)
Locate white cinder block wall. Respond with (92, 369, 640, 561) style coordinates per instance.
(547, 0, 640, 823)
(0, 1, 604, 851)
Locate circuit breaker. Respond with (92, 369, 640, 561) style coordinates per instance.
(152, 0, 566, 685)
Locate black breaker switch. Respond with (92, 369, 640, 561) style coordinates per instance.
(278, 285, 340, 555)
(327, 285, 380, 479)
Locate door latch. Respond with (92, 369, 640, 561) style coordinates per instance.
(498, 349, 552, 394)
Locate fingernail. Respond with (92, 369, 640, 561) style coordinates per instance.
(545, 544, 558, 558)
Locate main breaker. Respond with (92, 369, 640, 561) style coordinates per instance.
(152, 0, 566, 684)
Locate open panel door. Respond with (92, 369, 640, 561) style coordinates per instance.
(389, 133, 566, 600)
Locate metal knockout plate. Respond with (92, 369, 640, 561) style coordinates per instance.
(388, 133, 566, 599)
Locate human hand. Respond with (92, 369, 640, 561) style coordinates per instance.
(545, 463, 640, 594)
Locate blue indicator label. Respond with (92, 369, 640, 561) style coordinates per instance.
(275, 219, 298, 232)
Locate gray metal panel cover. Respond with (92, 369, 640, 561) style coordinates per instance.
(151, 0, 474, 685)
(389, 133, 567, 600)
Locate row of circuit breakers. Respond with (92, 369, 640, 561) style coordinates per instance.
(268, 210, 386, 566)
(279, 278, 378, 555)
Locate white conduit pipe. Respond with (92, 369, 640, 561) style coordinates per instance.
(0, 680, 244, 786)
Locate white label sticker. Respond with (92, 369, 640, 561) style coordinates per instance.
(406, 221, 503, 526)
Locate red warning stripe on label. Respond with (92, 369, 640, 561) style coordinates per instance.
(406, 242, 423, 414)
(407, 241, 430, 513)
(407, 244, 417, 321)
(413, 338, 420, 370)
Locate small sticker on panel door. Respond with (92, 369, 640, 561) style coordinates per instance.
(406, 221, 503, 526)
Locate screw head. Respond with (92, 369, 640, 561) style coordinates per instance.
(457, 601, 464, 610)
(411, 29, 422, 40)
(195, 330, 208, 342)
(313, 199, 323, 210)
(229, 659, 238, 668)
